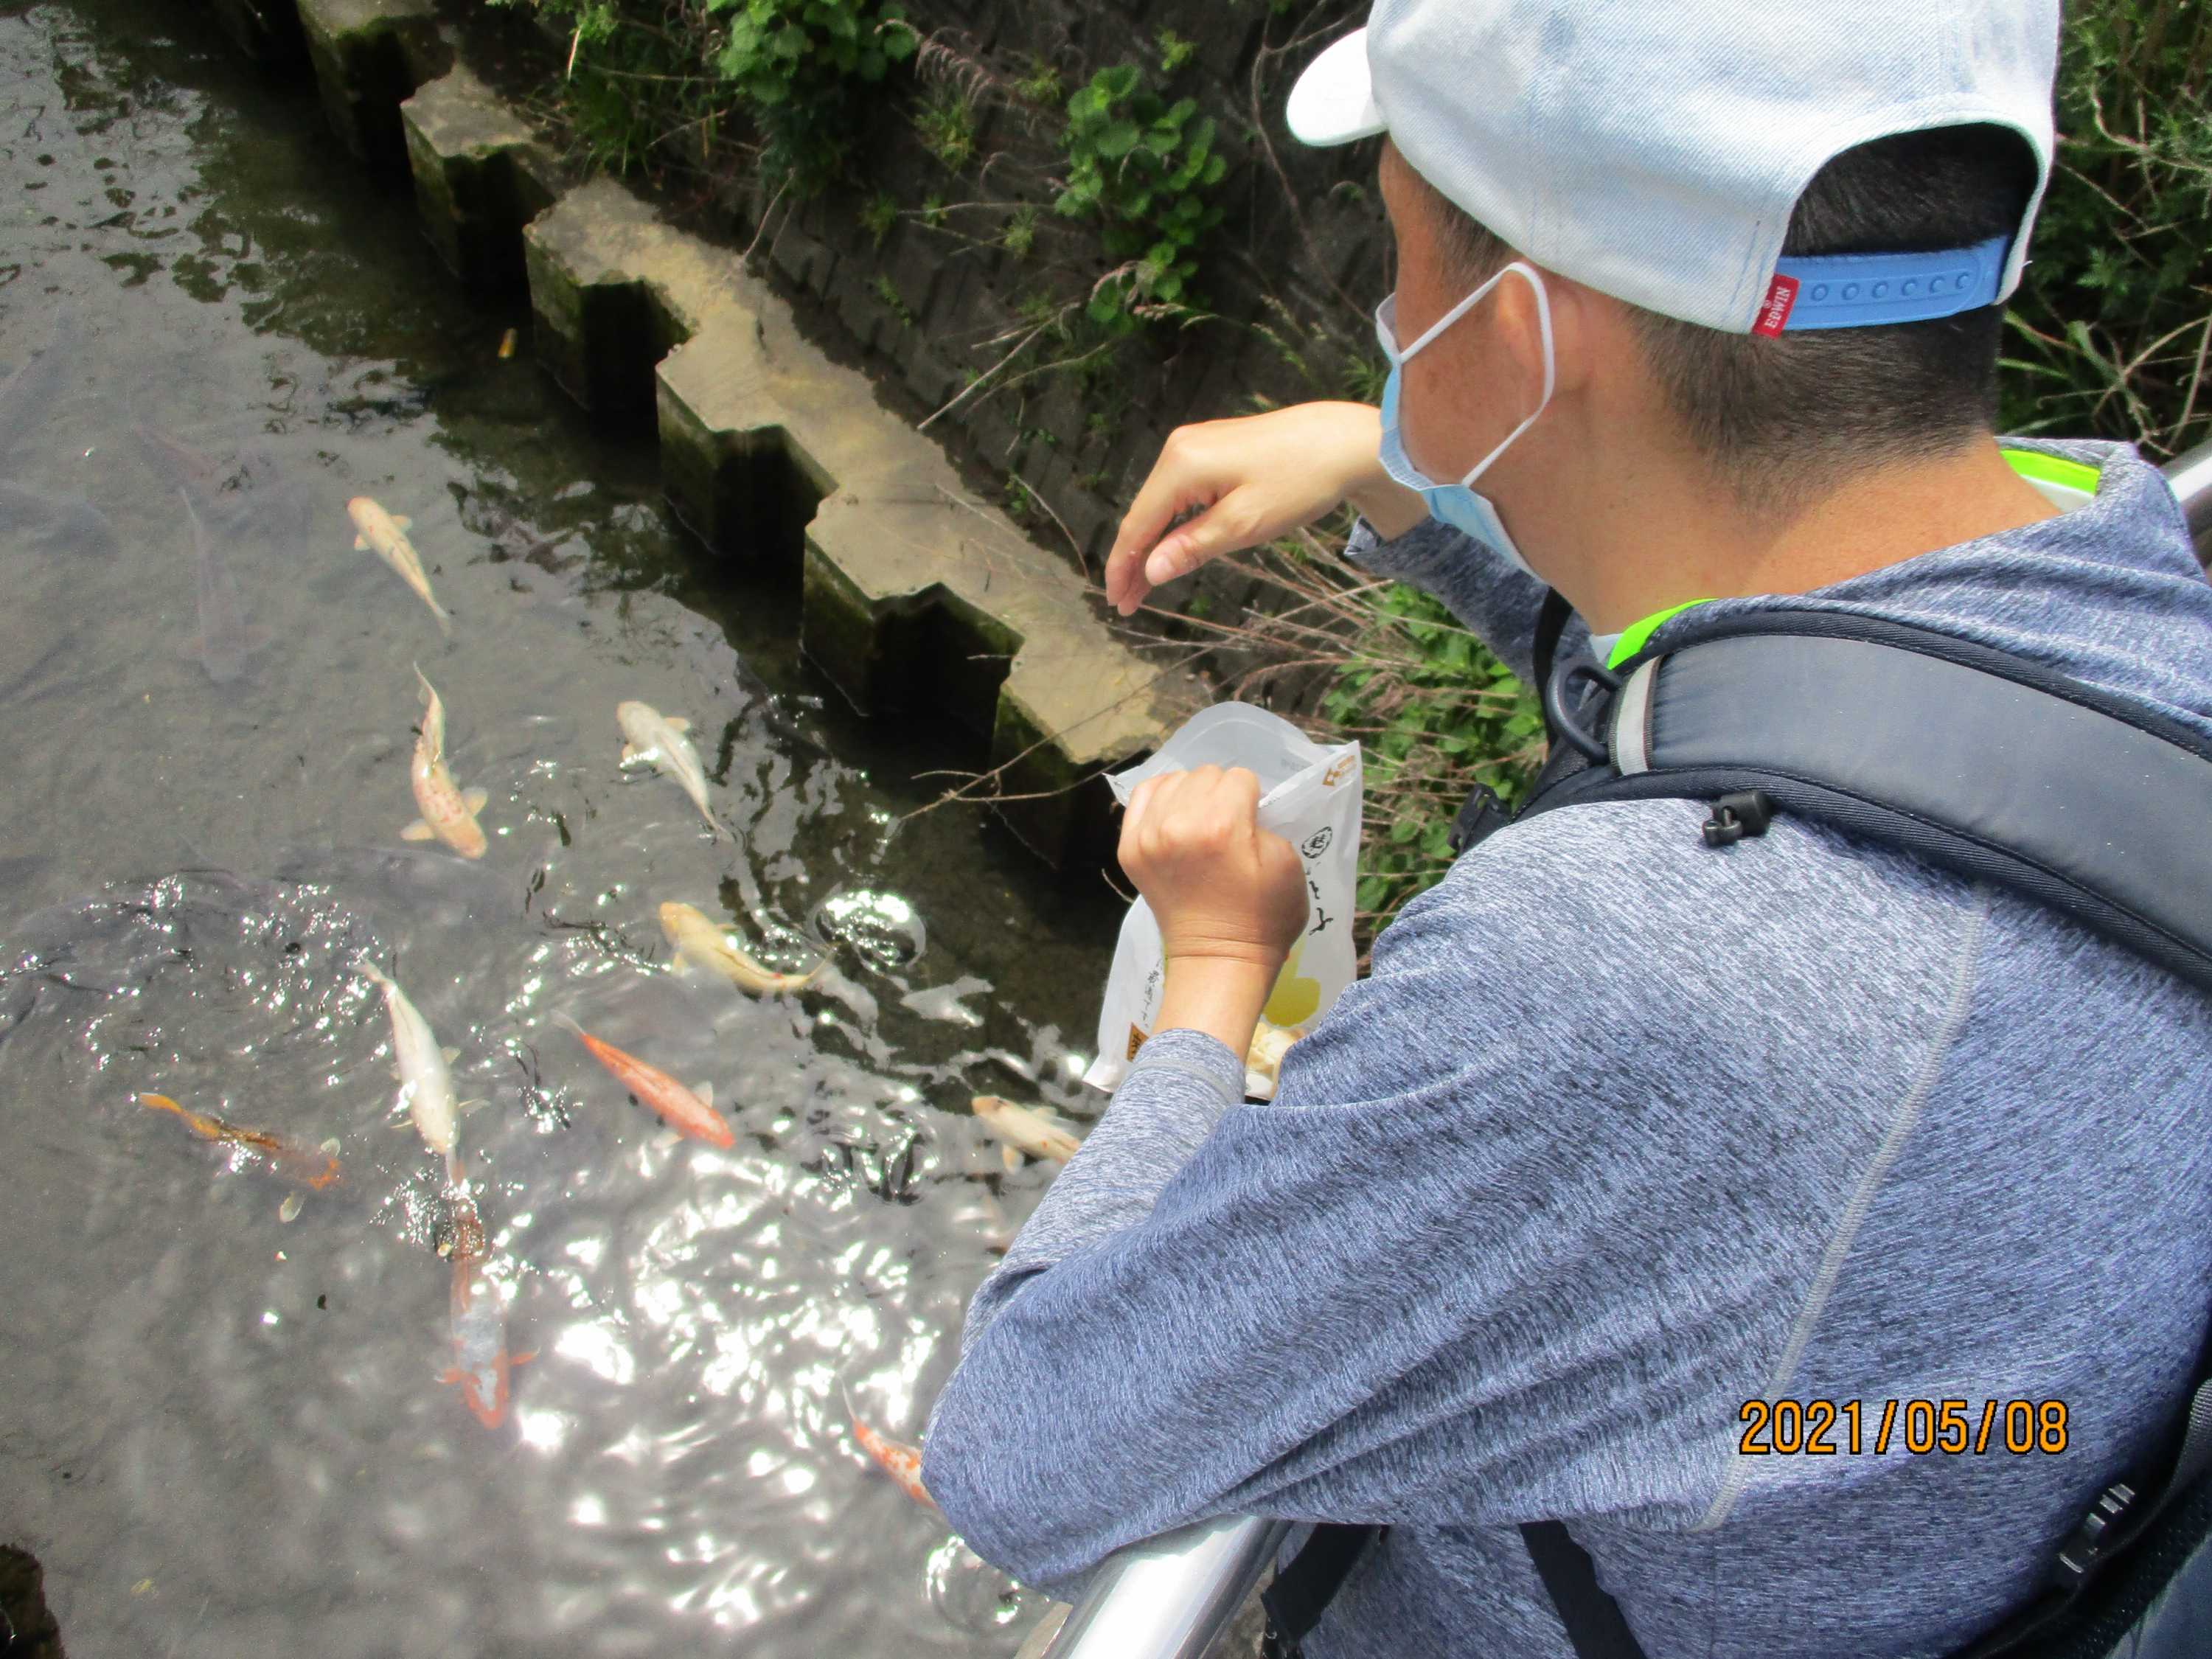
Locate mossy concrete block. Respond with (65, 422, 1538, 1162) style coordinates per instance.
(522, 178, 1200, 866)
(296, 0, 445, 172)
(524, 181, 698, 423)
(401, 64, 560, 294)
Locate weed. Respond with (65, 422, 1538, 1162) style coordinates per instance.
(1012, 55, 1064, 108)
(1000, 204, 1039, 258)
(914, 83, 978, 173)
(860, 191, 899, 247)
(872, 273, 917, 328)
(1054, 63, 1228, 333)
(1157, 28, 1196, 75)
(712, 0, 919, 193)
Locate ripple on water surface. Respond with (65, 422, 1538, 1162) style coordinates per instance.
(0, 4, 1121, 1655)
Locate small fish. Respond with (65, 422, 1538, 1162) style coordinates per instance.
(138, 1093, 342, 1189)
(441, 1253, 530, 1428)
(347, 496, 451, 633)
(553, 1012, 734, 1147)
(659, 901, 824, 995)
(972, 1095, 1082, 1166)
(0, 484, 118, 554)
(616, 700, 717, 835)
(358, 961, 467, 1185)
(850, 1410, 935, 1510)
(400, 667, 490, 858)
(0, 313, 80, 473)
(180, 490, 263, 684)
(496, 328, 518, 360)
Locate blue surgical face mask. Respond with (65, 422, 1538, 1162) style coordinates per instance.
(1375, 260, 1556, 579)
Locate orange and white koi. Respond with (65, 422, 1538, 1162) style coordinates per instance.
(659, 901, 824, 995)
(138, 1093, 341, 1190)
(552, 1012, 734, 1147)
(358, 961, 467, 1186)
(851, 1412, 935, 1510)
(400, 667, 489, 858)
(347, 495, 451, 633)
(972, 1094, 1081, 1167)
(441, 1253, 529, 1428)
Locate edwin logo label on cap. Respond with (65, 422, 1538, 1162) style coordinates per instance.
(1753, 273, 1800, 338)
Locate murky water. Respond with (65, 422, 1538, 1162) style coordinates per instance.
(0, 5, 1124, 1653)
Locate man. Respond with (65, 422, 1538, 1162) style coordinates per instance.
(922, 1, 2212, 1654)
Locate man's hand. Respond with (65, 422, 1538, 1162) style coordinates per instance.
(1120, 765, 1310, 1057)
(1103, 403, 1425, 617)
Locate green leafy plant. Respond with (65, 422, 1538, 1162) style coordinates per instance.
(1012, 55, 1064, 108)
(2000, 1, 2212, 454)
(913, 83, 978, 172)
(1316, 585, 1543, 930)
(871, 273, 916, 328)
(707, 0, 917, 192)
(999, 204, 1039, 258)
(1156, 28, 1196, 75)
(488, 0, 726, 177)
(1053, 63, 1229, 333)
(860, 190, 899, 247)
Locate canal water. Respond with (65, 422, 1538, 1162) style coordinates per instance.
(0, 4, 1126, 1653)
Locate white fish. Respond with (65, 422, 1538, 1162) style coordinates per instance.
(972, 1095, 1082, 1166)
(400, 667, 490, 858)
(659, 901, 824, 995)
(348, 495, 451, 633)
(180, 490, 263, 684)
(617, 700, 717, 835)
(358, 961, 465, 1185)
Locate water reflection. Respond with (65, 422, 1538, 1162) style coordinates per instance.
(0, 4, 1113, 1655)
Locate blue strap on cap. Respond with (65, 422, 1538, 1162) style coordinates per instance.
(1774, 233, 2011, 330)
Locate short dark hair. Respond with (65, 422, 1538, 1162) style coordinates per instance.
(1422, 125, 2039, 513)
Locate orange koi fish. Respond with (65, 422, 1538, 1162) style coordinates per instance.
(441, 1253, 530, 1429)
(138, 1093, 341, 1190)
(852, 1412, 935, 1510)
(552, 1013, 734, 1147)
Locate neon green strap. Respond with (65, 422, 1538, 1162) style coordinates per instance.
(2002, 447, 2100, 496)
(1607, 599, 1710, 669)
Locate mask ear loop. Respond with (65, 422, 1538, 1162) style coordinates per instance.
(1385, 268, 1501, 361)
(1455, 262, 1555, 489)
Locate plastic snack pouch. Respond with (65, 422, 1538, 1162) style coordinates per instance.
(1082, 701, 1363, 1099)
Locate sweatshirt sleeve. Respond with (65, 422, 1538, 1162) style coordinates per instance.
(1341, 515, 1591, 685)
(917, 815, 1857, 1589)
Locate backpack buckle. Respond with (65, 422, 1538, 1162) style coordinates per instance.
(1701, 790, 1775, 847)
(2053, 1480, 2139, 1585)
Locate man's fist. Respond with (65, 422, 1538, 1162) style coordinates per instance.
(1119, 765, 1310, 973)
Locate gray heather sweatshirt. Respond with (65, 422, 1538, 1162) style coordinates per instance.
(922, 439, 2212, 1658)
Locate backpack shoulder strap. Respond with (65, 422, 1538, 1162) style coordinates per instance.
(1520, 608, 2212, 995)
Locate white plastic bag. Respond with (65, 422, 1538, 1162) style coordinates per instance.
(1083, 701, 1363, 1099)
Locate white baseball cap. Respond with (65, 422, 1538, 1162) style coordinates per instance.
(1286, 1, 2059, 335)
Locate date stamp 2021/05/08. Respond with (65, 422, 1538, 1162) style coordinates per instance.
(1738, 1399, 2070, 1456)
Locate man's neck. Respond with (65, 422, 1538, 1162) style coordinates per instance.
(1541, 437, 2062, 636)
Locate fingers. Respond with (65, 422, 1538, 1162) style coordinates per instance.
(1118, 766, 1262, 860)
(1107, 430, 1221, 614)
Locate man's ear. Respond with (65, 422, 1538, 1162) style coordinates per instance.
(1493, 263, 1591, 400)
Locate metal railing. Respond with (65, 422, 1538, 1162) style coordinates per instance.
(2163, 439, 2212, 559)
(1029, 437, 2212, 1659)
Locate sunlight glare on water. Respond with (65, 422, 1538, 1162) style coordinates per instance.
(0, 4, 1124, 1655)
